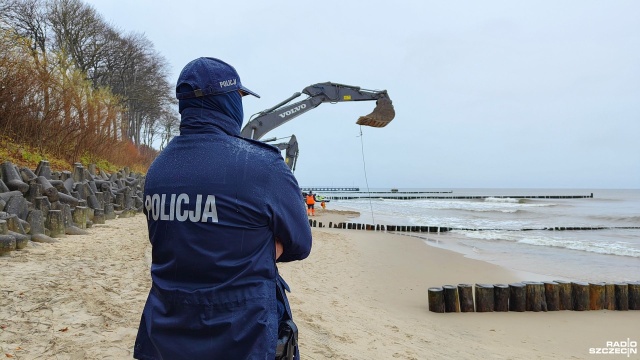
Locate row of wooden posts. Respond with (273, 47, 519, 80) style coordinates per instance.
(309, 220, 449, 233)
(428, 281, 640, 313)
(309, 220, 640, 233)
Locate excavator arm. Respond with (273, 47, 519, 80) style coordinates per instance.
(264, 135, 299, 172)
(240, 82, 395, 140)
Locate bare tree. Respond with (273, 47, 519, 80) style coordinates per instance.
(97, 32, 173, 146)
(47, 0, 110, 76)
(1, 0, 49, 55)
(0, 0, 59, 150)
(156, 107, 180, 150)
(1, 0, 175, 169)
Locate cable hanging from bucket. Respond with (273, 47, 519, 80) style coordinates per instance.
(358, 125, 375, 224)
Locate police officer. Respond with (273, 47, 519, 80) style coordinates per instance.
(134, 57, 312, 359)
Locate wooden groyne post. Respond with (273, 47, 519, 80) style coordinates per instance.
(474, 284, 494, 312)
(603, 283, 616, 310)
(458, 284, 475, 312)
(572, 281, 590, 311)
(429, 281, 640, 313)
(524, 282, 547, 312)
(493, 284, 510, 312)
(428, 287, 445, 313)
(544, 281, 560, 311)
(508, 283, 526, 312)
(629, 282, 640, 310)
(589, 282, 605, 310)
(615, 283, 629, 310)
(554, 280, 573, 310)
(443, 285, 460, 313)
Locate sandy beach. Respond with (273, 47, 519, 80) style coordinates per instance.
(1, 210, 638, 359)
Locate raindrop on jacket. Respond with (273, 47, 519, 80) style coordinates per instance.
(133, 90, 312, 359)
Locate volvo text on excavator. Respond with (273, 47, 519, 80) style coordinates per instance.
(240, 82, 395, 170)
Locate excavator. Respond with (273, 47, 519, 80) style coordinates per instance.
(246, 83, 394, 359)
(240, 82, 395, 171)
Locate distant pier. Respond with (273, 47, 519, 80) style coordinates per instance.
(301, 187, 360, 192)
(324, 193, 594, 200)
(301, 187, 454, 194)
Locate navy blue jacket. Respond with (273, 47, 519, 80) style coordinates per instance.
(134, 92, 312, 359)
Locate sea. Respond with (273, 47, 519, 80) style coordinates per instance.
(318, 188, 640, 283)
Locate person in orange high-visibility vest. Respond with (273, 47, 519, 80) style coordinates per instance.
(306, 191, 316, 216)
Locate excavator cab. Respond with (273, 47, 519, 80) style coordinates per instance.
(356, 96, 395, 128)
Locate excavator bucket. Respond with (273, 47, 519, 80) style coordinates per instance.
(356, 97, 395, 128)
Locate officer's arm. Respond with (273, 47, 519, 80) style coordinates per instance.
(268, 161, 312, 262)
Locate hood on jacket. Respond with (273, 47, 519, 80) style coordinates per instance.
(178, 90, 244, 136)
(175, 57, 259, 136)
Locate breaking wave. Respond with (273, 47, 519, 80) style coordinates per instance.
(484, 197, 523, 204)
(588, 215, 640, 224)
(458, 230, 640, 258)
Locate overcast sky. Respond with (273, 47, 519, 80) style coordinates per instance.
(89, 0, 639, 189)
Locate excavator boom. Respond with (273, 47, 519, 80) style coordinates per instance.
(265, 135, 299, 172)
(240, 82, 395, 140)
